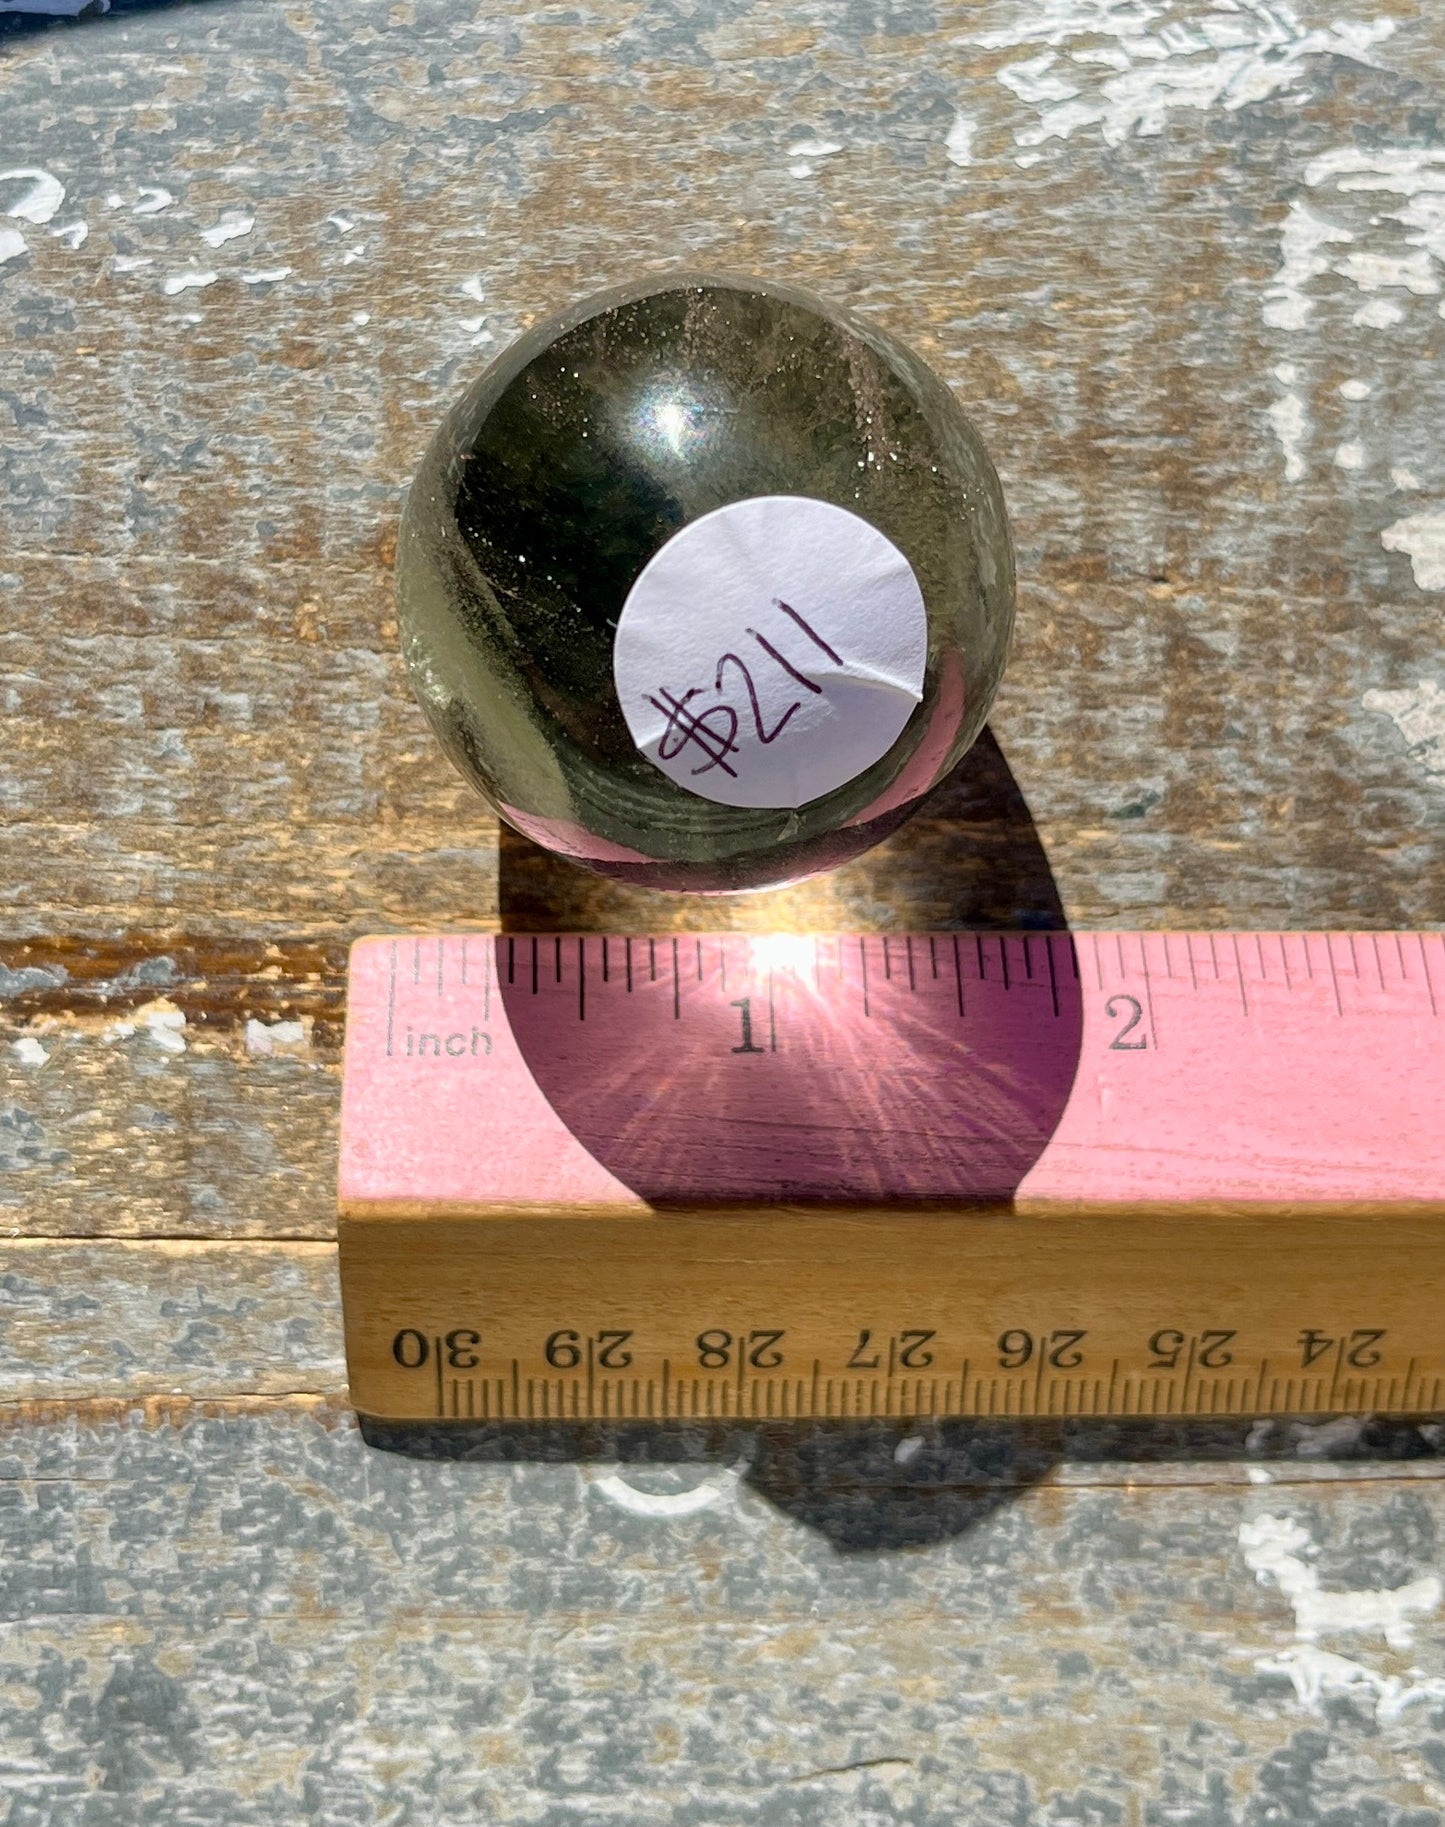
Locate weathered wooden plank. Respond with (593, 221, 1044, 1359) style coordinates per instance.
(0, 1239, 343, 1400)
(0, 1007, 337, 1239)
(1, 1, 1442, 941)
(0, 1401, 1443, 1821)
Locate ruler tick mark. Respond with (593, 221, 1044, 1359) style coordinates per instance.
(1138, 935, 1158, 1045)
(1419, 935, 1439, 1016)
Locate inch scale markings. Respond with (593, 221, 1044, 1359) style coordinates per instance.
(340, 932, 1445, 1422)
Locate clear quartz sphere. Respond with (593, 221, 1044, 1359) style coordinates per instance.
(396, 272, 1015, 893)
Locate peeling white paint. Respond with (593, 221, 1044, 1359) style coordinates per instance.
(1245, 1419, 1275, 1453)
(591, 1461, 745, 1519)
(1290, 1415, 1368, 1456)
(1390, 466, 1421, 492)
(788, 161, 814, 179)
(1339, 378, 1371, 400)
(351, 310, 370, 326)
(163, 269, 218, 296)
(1381, 510, 1445, 590)
(973, 8, 1393, 152)
(944, 112, 975, 168)
(1263, 200, 1353, 331)
(1334, 441, 1365, 470)
(0, 167, 65, 225)
(133, 186, 175, 217)
(787, 138, 842, 159)
(144, 1005, 187, 1054)
(998, 51, 1081, 108)
(12, 1037, 49, 1067)
(1363, 679, 1445, 783)
(199, 208, 255, 248)
(103, 1000, 188, 1052)
(245, 1017, 306, 1056)
(1335, 247, 1439, 295)
(1240, 1512, 1441, 1649)
(459, 275, 485, 302)
(112, 255, 153, 273)
(0, 225, 26, 268)
(327, 211, 356, 234)
(341, 244, 367, 265)
(241, 266, 292, 284)
(1306, 147, 1445, 278)
(894, 1434, 925, 1465)
(49, 219, 87, 249)
(1353, 296, 1404, 328)
(1267, 388, 1308, 483)
(1257, 1645, 1445, 1721)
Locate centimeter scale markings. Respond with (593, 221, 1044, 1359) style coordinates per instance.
(338, 932, 1445, 1423)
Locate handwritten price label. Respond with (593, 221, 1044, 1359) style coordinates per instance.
(613, 495, 928, 810)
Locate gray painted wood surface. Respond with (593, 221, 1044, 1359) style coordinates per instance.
(2, 0, 1445, 1819)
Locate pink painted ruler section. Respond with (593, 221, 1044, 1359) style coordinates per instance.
(338, 933, 1445, 1211)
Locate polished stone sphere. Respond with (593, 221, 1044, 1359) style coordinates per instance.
(396, 272, 1015, 893)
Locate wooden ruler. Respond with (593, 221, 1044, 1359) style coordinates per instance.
(338, 932, 1445, 1422)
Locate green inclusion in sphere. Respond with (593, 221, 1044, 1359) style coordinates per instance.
(396, 272, 1015, 893)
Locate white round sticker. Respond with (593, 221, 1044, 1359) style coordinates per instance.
(613, 496, 928, 810)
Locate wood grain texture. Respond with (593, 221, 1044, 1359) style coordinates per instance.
(0, 1238, 343, 1400)
(1, 0, 1443, 940)
(0, 982, 338, 1239)
(2, 1401, 1445, 1823)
